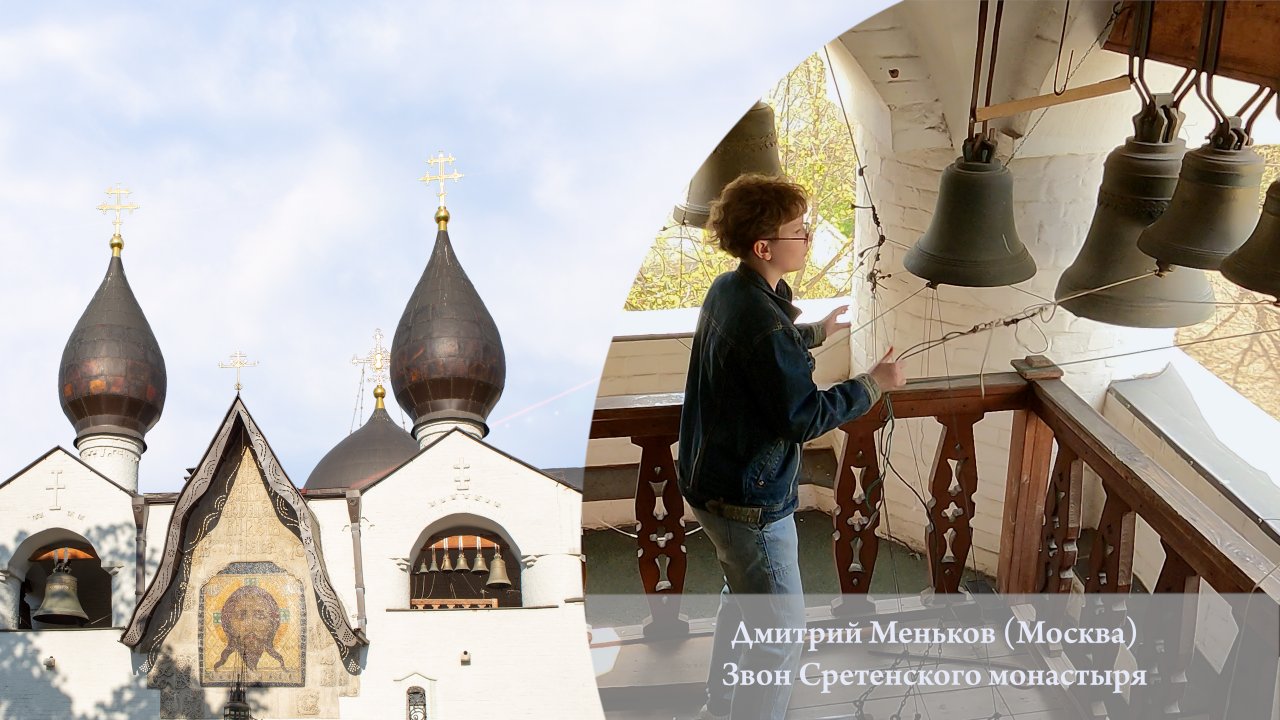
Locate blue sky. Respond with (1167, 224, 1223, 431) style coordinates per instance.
(0, 2, 888, 492)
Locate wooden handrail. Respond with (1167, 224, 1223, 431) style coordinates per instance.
(1030, 377, 1280, 598)
(589, 358, 1280, 602)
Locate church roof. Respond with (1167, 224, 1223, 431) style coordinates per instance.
(304, 399, 419, 491)
(121, 396, 367, 666)
(58, 241, 167, 443)
(390, 222, 506, 435)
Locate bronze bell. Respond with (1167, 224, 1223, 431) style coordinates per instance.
(472, 542, 489, 575)
(455, 549, 471, 573)
(427, 550, 440, 574)
(673, 101, 782, 228)
(1221, 181, 1280, 300)
(905, 137, 1036, 287)
(1056, 101, 1215, 327)
(439, 549, 454, 573)
(33, 550, 89, 626)
(485, 550, 512, 589)
(1137, 121, 1264, 270)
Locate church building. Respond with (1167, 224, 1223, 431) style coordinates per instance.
(0, 179, 601, 719)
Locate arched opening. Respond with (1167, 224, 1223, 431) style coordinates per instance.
(9, 528, 114, 629)
(408, 516, 522, 609)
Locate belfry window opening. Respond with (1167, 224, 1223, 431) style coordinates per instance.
(410, 529, 520, 609)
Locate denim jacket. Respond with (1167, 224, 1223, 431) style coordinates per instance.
(676, 264, 882, 524)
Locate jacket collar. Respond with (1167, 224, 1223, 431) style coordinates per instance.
(735, 263, 801, 322)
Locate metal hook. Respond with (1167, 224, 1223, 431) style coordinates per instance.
(1053, 0, 1074, 96)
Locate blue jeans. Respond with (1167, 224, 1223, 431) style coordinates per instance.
(692, 507, 806, 719)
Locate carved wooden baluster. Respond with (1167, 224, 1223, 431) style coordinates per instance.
(1084, 493, 1135, 594)
(633, 435, 689, 637)
(833, 425, 884, 602)
(1075, 491, 1136, 717)
(924, 413, 982, 593)
(1129, 540, 1197, 717)
(1036, 445, 1082, 593)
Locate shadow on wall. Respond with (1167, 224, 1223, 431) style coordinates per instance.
(0, 522, 224, 720)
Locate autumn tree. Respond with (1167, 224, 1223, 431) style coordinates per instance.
(625, 53, 859, 310)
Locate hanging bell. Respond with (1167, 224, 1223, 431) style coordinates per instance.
(439, 548, 454, 573)
(33, 551, 89, 626)
(1137, 120, 1264, 270)
(427, 550, 440, 574)
(1056, 101, 1215, 327)
(673, 101, 782, 228)
(1221, 181, 1280, 300)
(472, 541, 489, 575)
(905, 136, 1036, 287)
(485, 550, 512, 589)
(414, 554, 430, 574)
(455, 549, 471, 573)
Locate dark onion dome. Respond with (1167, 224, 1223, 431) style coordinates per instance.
(58, 235, 167, 443)
(304, 386, 419, 491)
(391, 209, 505, 435)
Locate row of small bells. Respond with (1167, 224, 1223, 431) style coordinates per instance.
(415, 544, 512, 589)
(677, 98, 1279, 327)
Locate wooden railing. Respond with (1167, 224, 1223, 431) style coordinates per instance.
(589, 355, 1280, 716)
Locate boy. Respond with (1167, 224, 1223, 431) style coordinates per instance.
(676, 174, 905, 719)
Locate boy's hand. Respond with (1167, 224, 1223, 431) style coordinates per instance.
(868, 346, 906, 392)
(821, 305, 851, 339)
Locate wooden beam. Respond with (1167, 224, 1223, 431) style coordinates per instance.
(975, 75, 1133, 123)
(1106, 1, 1280, 92)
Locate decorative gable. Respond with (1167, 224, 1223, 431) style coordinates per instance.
(120, 398, 367, 717)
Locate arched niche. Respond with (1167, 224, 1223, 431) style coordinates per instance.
(407, 513, 522, 609)
(7, 527, 114, 629)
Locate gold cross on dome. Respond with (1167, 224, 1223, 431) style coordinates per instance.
(218, 350, 259, 393)
(97, 185, 140, 254)
(351, 328, 390, 387)
(420, 151, 463, 208)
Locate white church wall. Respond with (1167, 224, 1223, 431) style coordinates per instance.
(360, 431, 584, 615)
(141, 501, 173, 590)
(0, 629, 147, 719)
(0, 450, 137, 628)
(341, 603, 600, 719)
(307, 496, 361, 629)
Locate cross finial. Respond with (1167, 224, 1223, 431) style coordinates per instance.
(352, 328, 390, 408)
(420, 151, 462, 230)
(96, 185, 140, 256)
(218, 350, 259, 393)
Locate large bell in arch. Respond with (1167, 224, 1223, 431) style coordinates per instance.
(1137, 120, 1264, 270)
(1056, 101, 1215, 327)
(673, 101, 782, 228)
(1221, 181, 1280, 300)
(33, 550, 89, 626)
(904, 137, 1036, 287)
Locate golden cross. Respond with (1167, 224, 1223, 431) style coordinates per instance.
(420, 151, 463, 208)
(97, 185, 139, 237)
(218, 350, 259, 393)
(351, 328, 390, 387)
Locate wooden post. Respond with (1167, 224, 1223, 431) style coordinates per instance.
(1036, 447, 1082, 594)
(998, 409, 1055, 592)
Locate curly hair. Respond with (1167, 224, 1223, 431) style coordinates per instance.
(706, 173, 808, 260)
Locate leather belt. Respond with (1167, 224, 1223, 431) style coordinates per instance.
(702, 499, 763, 524)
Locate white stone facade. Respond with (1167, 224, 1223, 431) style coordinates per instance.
(0, 420, 600, 719)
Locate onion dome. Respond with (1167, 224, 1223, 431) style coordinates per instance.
(304, 386, 419, 491)
(58, 231, 167, 443)
(391, 159, 505, 437)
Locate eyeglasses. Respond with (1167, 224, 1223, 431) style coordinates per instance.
(763, 223, 813, 245)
